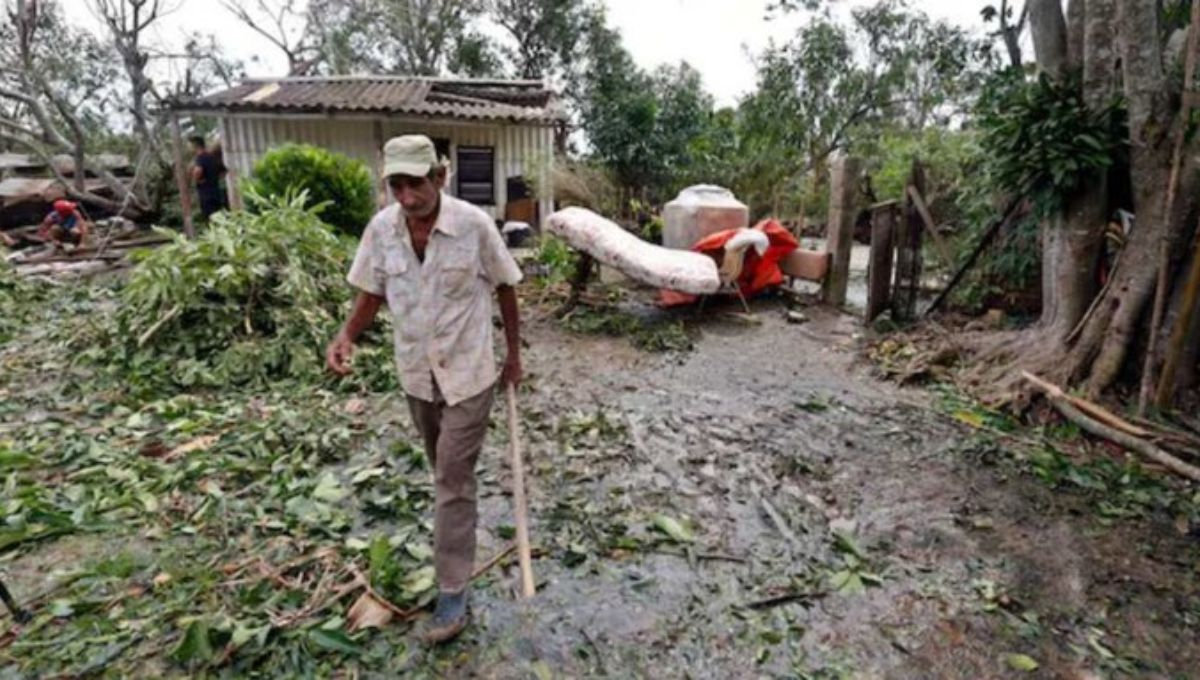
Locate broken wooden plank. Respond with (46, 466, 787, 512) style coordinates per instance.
(8, 234, 171, 265)
(906, 185, 955, 268)
(16, 260, 129, 277)
(866, 202, 896, 322)
(892, 162, 925, 321)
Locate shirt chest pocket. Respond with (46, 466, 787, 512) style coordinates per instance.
(439, 248, 478, 300)
(381, 250, 413, 309)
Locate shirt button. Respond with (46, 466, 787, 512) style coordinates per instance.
(438, 359, 448, 368)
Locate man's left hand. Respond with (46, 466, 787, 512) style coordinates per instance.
(502, 356, 523, 387)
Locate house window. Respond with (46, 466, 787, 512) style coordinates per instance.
(456, 146, 495, 205)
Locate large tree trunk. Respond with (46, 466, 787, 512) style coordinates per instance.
(965, 0, 1200, 406)
(1066, 0, 1086, 67)
(1030, 0, 1070, 76)
(1162, 219, 1200, 392)
(1040, 190, 1108, 339)
(1065, 0, 1180, 396)
(1031, 0, 1113, 341)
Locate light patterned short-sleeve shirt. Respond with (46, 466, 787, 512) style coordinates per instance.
(347, 194, 523, 406)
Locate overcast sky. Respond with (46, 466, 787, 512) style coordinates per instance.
(60, 0, 987, 107)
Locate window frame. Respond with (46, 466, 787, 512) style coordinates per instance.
(455, 145, 496, 206)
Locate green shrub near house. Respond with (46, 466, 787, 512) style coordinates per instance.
(248, 144, 375, 237)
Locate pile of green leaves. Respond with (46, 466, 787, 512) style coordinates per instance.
(0, 385, 438, 675)
(1, 276, 434, 675)
(531, 235, 579, 286)
(105, 193, 388, 391)
(561, 306, 693, 352)
(247, 143, 375, 237)
(0, 262, 44, 344)
(976, 69, 1123, 212)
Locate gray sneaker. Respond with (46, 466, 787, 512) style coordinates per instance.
(421, 588, 470, 645)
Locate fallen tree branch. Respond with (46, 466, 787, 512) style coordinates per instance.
(1022, 371, 1200, 482)
(740, 589, 825, 611)
(137, 305, 181, 348)
(1130, 416, 1200, 458)
(650, 548, 748, 564)
(752, 483, 801, 549)
(472, 542, 518, 581)
(1059, 392, 1152, 439)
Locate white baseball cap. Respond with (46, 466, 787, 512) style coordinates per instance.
(382, 135, 438, 178)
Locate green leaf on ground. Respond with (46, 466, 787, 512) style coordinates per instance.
(1004, 653, 1039, 671)
(652, 514, 695, 543)
(173, 619, 214, 665)
(308, 629, 362, 656)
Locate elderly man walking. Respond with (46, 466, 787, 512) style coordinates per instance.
(326, 135, 523, 644)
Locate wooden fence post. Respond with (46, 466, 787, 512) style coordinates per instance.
(866, 200, 898, 322)
(823, 155, 860, 307)
(169, 112, 195, 239)
(893, 160, 926, 321)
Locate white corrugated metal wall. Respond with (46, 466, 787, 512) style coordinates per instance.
(221, 115, 554, 224)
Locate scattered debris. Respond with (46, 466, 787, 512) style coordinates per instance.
(3, 217, 1198, 678)
(868, 334, 961, 385)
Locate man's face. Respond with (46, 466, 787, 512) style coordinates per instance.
(390, 169, 445, 219)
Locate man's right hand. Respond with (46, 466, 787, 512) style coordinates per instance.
(326, 334, 355, 375)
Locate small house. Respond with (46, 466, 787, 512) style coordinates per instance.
(171, 76, 564, 227)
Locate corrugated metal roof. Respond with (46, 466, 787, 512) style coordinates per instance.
(0, 153, 41, 171)
(0, 177, 57, 199)
(171, 76, 565, 124)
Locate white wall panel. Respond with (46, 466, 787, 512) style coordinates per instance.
(219, 114, 554, 222)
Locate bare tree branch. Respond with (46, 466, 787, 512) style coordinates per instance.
(91, 0, 164, 157)
(1, 0, 154, 214)
(219, 0, 321, 75)
(998, 0, 1026, 67)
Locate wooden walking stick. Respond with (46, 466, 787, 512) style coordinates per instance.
(505, 382, 536, 598)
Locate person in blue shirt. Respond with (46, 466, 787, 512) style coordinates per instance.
(38, 200, 90, 246)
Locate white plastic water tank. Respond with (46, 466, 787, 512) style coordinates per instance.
(662, 185, 749, 250)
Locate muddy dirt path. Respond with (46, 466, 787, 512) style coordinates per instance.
(406, 300, 1199, 679)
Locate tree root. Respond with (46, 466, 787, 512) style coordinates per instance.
(955, 328, 1075, 410)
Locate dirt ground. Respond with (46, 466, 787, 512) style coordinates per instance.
(400, 297, 1200, 679)
(3, 291, 1198, 679)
